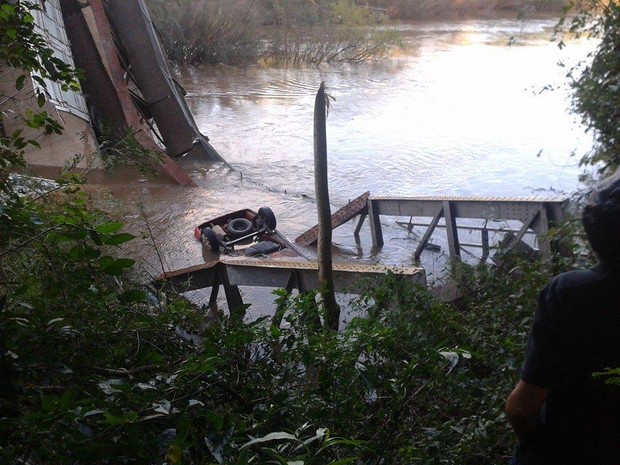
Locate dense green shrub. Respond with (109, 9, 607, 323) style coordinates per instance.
(560, 0, 620, 174)
(2, 202, 564, 463)
(2, 1, 600, 463)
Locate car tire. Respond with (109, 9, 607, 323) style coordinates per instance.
(201, 227, 221, 252)
(256, 207, 277, 231)
(227, 218, 254, 239)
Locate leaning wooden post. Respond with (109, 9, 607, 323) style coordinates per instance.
(314, 82, 340, 331)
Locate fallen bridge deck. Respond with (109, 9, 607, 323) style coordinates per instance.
(154, 259, 426, 318)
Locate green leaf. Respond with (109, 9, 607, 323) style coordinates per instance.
(327, 458, 360, 465)
(54, 229, 88, 242)
(101, 258, 135, 276)
(15, 74, 26, 90)
(152, 399, 172, 414)
(100, 232, 135, 246)
(47, 317, 65, 327)
(32, 76, 46, 88)
(88, 230, 102, 246)
(95, 222, 123, 234)
(240, 432, 300, 450)
(118, 289, 147, 304)
(37, 93, 46, 108)
(103, 410, 138, 425)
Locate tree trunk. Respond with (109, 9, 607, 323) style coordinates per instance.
(313, 82, 340, 331)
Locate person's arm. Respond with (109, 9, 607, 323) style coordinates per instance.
(505, 379, 550, 441)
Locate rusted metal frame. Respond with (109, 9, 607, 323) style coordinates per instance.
(414, 206, 444, 262)
(225, 261, 427, 290)
(77, 0, 196, 186)
(295, 191, 370, 246)
(443, 201, 461, 260)
(368, 199, 384, 249)
(208, 270, 220, 310)
(481, 228, 490, 263)
(153, 263, 218, 293)
(354, 213, 367, 238)
(502, 208, 541, 257)
(215, 263, 245, 320)
(285, 269, 306, 294)
(104, 0, 224, 163)
(396, 220, 533, 235)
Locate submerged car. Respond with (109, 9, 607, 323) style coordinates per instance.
(194, 207, 304, 259)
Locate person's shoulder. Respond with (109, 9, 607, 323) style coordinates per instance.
(549, 265, 609, 291)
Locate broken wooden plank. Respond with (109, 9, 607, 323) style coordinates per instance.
(295, 191, 370, 246)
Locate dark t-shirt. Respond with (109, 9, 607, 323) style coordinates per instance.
(520, 264, 620, 464)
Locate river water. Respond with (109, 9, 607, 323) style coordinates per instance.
(111, 17, 593, 313)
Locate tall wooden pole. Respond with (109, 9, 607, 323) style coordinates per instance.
(314, 82, 340, 330)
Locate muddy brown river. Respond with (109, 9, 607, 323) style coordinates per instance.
(102, 17, 594, 318)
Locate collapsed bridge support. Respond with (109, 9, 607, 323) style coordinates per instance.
(296, 193, 570, 266)
(154, 260, 427, 320)
(366, 195, 568, 263)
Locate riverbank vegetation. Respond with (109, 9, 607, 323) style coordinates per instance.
(146, 0, 567, 66)
(2, 0, 619, 463)
(1, 164, 586, 463)
(146, 0, 399, 66)
(561, 0, 620, 174)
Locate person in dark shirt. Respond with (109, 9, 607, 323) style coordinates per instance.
(505, 172, 620, 465)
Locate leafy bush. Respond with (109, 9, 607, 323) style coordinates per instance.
(560, 0, 620, 174)
(1, 211, 559, 463)
(1, 2, 593, 463)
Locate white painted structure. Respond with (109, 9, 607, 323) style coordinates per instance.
(31, 0, 89, 120)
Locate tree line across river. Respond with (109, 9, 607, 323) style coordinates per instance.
(145, 0, 567, 66)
